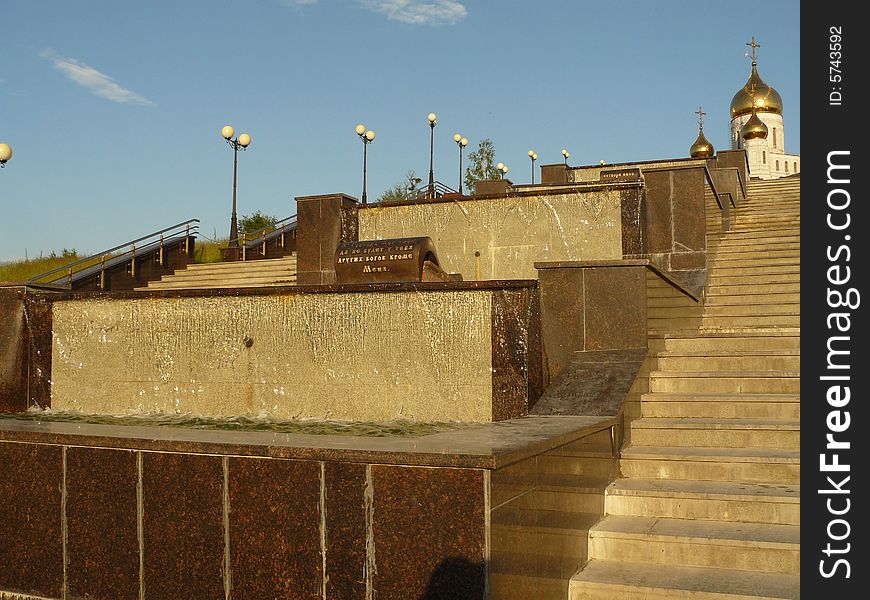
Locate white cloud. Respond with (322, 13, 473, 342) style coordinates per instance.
(40, 50, 155, 107)
(361, 0, 467, 26)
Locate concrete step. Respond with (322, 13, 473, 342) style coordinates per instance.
(702, 303, 800, 317)
(489, 557, 567, 600)
(730, 217, 800, 226)
(709, 257, 799, 269)
(603, 478, 799, 525)
(699, 314, 800, 329)
(538, 453, 620, 480)
(662, 334, 800, 353)
(149, 269, 297, 284)
(656, 350, 799, 372)
(715, 229, 800, 242)
(141, 278, 297, 290)
(496, 473, 610, 514)
(705, 292, 800, 306)
(184, 257, 297, 272)
(707, 264, 799, 277)
(648, 371, 800, 394)
(588, 515, 799, 574)
(618, 446, 800, 484)
(712, 230, 800, 242)
(707, 283, 800, 296)
(568, 559, 800, 599)
(706, 272, 800, 286)
(709, 249, 800, 261)
(639, 392, 800, 420)
(628, 418, 800, 449)
(491, 508, 598, 565)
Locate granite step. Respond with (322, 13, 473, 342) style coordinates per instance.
(603, 478, 800, 525)
(568, 559, 800, 599)
(628, 418, 800, 449)
(618, 445, 800, 484)
(648, 371, 800, 394)
(662, 334, 800, 353)
(587, 515, 800, 574)
(638, 392, 800, 420)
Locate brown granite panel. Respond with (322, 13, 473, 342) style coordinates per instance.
(142, 452, 225, 598)
(671, 168, 707, 252)
(24, 295, 53, 409)
(0, 288, 27, 412)
(530, 348, 648, 416)
(228, 457, 322, 599)
(491, 289, 532, 420)
(716, 149, 748, 192)
(296, 197, 321, 275)
(669, 251, 707, 271)
(296, 194, 359, 285)
(540, 164, 568, 184)
(619, 188, 645, 257)
(371, 466, 486, 599)
(641, 170, 673, 254)
(474, 179, 512, 195)
(583, 267, 647, 351)
(537, 268, 585, 381)
(0, 442, 63, 597)
(66, 447, 139, 600)
(526, 289, 545, 410)
(324, 462, 368, 600)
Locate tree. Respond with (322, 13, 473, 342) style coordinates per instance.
(377, 170, 422, 203)
(239, 210, 277, 235)
(464, 138, 500, 193)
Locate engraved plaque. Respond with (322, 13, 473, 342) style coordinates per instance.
(600, 168, 642, 182)
(335, 237, 451, 283)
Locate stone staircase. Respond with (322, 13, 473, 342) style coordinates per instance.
(568, 175, 801, 599)
(136, 255, 297, 291)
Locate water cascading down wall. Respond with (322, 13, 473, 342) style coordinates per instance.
(48, 283, 541, 422)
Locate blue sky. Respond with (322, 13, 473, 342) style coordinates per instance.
(0, 1, 800, 261)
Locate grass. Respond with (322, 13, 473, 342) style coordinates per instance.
(1, 238, 230, 283)
(0, 253, 85, 283)
(194, 238, 226, 263)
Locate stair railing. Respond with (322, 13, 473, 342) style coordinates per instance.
(226, 214, 297, 261)
(27, 219, 200, 287)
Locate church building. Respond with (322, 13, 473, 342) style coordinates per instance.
(726, 37, 799, 179)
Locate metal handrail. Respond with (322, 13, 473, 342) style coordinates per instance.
(27, 219, 200, 285)
(405, 180, 459, 202)
(230, 214, 297, 249)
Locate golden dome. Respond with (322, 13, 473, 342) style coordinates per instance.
(740, 107, 769, 141)
(690, 130, 714, 158)
(731, 62, 783, 118)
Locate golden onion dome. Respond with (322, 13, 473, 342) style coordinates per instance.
(690, 129, 715, 158)
(731, 62, 783, 118)
(740, 108, 769, 141)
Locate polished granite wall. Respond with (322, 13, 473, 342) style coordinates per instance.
(359, 190, 624, 280)
(47, 283, 540, 422)
(0, 415, 617, 600)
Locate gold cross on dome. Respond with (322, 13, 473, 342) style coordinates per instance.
(694, 106, 706, 129)
(746, 36, 761, 62)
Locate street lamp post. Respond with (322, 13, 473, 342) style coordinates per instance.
(427, 112, 437, 195)
(0, 142, 12, 168)
(561, 148, 570, 165)
(528, 149, 538, 184)
(453, 133, 468, 194)
(497, 162, 509, 179)
(355, 124, 376, 206)
(221, 125, 252, 247)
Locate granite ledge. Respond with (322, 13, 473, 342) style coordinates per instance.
(0, 415, 615, 470)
